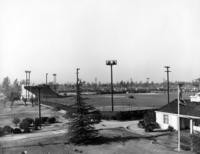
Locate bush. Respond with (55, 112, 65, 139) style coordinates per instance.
(12, 117, 20, 126)
(168, 126, 174, 132)
(143, 111, 156, 126)
(129, 95, 135, 99)
(191, 133, 200, 153)
(138, 120, 145, 128)
(19, 120, 31, 133)
(101, 111, 144, 121)
(145, 124, 154, 132)
(13, 128, 22, 134)
(41, 117, 49, 124)
(22, 118, 34, 126)
(47, 117, 56, 124)
(0, 127, 4, 136)
(3, 125, 13, 134)
(145, 122, 160, 132)
(34, 118, 40, 130)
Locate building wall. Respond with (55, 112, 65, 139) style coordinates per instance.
(156, 111, 200, 133)
(156, 111, 178, 130)
(194, 126, 200, 132)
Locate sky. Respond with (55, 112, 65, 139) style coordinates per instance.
(1, 0, 200, 84)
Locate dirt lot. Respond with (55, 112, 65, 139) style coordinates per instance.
(0, 100, 68, 128)
(0, 132, 193, 154)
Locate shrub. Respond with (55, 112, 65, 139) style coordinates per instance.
(191, 133, 200, 153)
(129, 95, 135, 99)
(101, 110, 144, 121)
(19, 120, 31, 133)
(41, 117, 49, 124)
(47, 117, 56, 124)
(138, 120, 145, 128)
(3, 125, 13, 134)
(34, 118, 40, 130)
(13, 128, 22, 134)
(22, 118, 34, 126)
(168, 126, 174, 132)
(143, 111, 156, 126)
(144, 122, 160, 132)
(0, 127, 4, 136)
(12, 117, 20, 126)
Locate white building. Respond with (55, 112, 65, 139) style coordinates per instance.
(155, 99, 200, 134)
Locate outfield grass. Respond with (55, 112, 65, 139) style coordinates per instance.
(44, 92, 193, 111)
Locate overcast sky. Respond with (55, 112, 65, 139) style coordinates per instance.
(1, 0, 200, 84)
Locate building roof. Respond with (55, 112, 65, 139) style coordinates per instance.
(158, 99, 200, 118)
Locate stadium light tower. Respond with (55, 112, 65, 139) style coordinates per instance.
(164, 66, 171, 104)
(25, 70, 31, 104)
(106, 60, 117, 112)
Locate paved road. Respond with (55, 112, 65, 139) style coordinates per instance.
(0, 129, 67, 143)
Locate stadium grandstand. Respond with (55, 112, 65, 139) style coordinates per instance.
(24, 84, 64, 98)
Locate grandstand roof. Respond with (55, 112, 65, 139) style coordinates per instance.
(24, 85, 61, 98)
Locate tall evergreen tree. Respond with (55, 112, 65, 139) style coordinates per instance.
(67, 81, 101, 144)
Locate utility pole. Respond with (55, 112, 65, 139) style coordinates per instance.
(177, 83, 183, 152)
(37, 86, 42, 128)
(164, 66, 171, 104)
(76, 68, 80, 106)
(46, 73, 48, 85)
(106, 60, 117, 112)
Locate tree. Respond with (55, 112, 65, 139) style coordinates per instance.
(12, 117, 20, 126)
(13, 79, 21, 94)
(67, 82, 101, 144)
(2, 77, 11, 97)
(9, 79, 21, 106)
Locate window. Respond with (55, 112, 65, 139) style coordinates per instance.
(163, 114, 169, 124)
